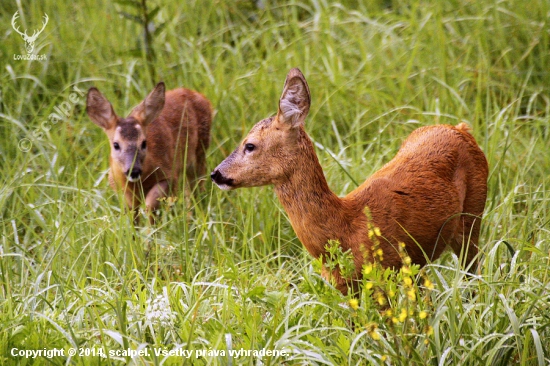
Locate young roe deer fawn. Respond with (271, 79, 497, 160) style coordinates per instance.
(87, 82, 212, 223)
(211, 68, 488, 295)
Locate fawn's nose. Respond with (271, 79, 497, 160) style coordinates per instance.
(126, 168, 142, 181)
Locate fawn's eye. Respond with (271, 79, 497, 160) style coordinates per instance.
(141, 140, 147, 149)
(244, 143, 255, 153)
(113, 142, 120, 150)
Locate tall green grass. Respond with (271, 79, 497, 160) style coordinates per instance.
(1, 0, 549, 364)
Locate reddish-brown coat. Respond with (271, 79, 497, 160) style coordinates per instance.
(212, 69, 488, 294)
(276, 122, 487, 293)
(87, 83, 212, 223)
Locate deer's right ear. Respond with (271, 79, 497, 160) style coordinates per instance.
(277, 68, 311, 129)
(86, 88, 116, 130)
(130, 82, 166, 127)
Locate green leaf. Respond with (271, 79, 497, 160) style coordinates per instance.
(336, 333, 351, 354)
(147, 6, 161, 20)
(118, 11, 144, 24)
(118, 48, 144, 58)
(245, 286, 265, 300)
(153, 22, 167, 37)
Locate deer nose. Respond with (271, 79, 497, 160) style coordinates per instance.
(211, 169, 234, 186)
(126, 168, 142, 181)
(210, 170, 222, 183)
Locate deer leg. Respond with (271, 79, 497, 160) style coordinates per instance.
(123, 191, 141, 225)
(450, 167, 486, 272)
(145, 180, 170, 224)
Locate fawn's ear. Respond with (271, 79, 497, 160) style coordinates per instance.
(86, 88, 117, 130)
(277, 68, 311, 128)
(130, 82, 166, 126)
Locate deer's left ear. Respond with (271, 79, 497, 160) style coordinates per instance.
(276, 68, 311, 129)
(86, 88, 117, 130)
(131, 82, 166, 126)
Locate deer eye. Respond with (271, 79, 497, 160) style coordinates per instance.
(244, 143, 255, 153)
(113, 142, 120, 150)
(141, 140, 147, 149)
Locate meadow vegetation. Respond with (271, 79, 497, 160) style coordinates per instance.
(0, 0, 549, 364)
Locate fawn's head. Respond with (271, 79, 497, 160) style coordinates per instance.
(86, 83, 165, 182)
(211, 68, 311, 190)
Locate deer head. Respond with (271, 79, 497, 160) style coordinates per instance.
(211, 68, 311, 190)
(86, 83, 166, 182)
(11, 11, 49, 54)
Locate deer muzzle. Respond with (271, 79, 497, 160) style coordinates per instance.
(210, 169, 234, 190)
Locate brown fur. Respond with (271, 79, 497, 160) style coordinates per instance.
(87, 83, 212, 223)
(212, 69, 488, 294)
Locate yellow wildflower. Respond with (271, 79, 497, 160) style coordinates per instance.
(370, 330, 381, 340)
(349, 298, 359, 310)
(424, 279, 434, 290)
(399, 308, 407, 322)
(419, 310, 428, 319)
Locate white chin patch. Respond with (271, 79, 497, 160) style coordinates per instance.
(216, 183, 233, 191)
(127, 176, 140, 183)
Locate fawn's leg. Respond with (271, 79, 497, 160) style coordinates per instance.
(124, 189, 142, 225)
(145, 180, 170, 224)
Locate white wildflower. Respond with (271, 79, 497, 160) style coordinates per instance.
(145, 291, 176, 328)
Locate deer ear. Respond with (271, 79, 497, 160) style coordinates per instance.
(130, 82, 166, 126)
(86, 88, 116, 130)
(277, 68, 311, 128)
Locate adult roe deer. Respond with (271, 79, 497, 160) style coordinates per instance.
(87, 82, 212, 223)
(211, 68, 488, 295)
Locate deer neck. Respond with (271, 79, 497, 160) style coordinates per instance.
(274, 132, 347, 258)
